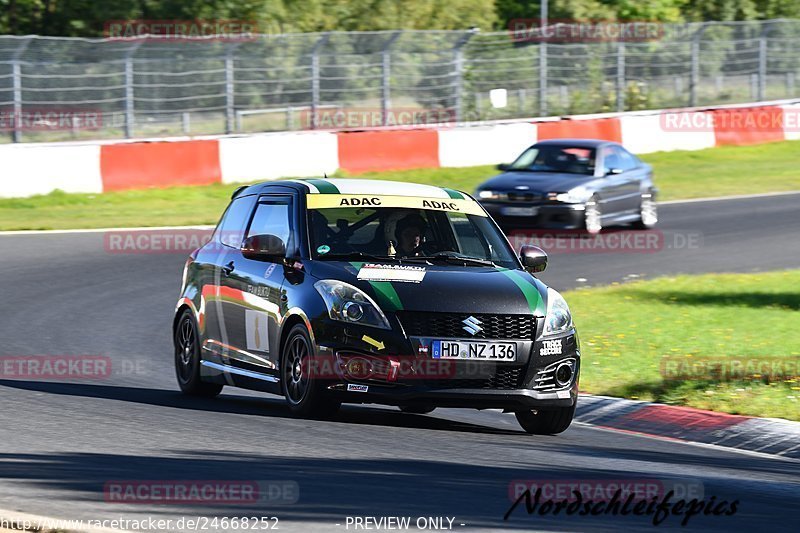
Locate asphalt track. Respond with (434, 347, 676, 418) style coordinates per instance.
(0, 193, 799, 532)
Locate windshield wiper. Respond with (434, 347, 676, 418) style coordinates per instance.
(405, 252, 497, 268)
(317, 252, 399, 262)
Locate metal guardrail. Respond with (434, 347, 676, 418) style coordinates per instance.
(1, 20, 800, 142)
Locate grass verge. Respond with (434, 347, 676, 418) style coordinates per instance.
(2, 140, 800, 230)
(567, 270, 800, 421)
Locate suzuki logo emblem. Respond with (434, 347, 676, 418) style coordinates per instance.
(462, 316, 483, 336)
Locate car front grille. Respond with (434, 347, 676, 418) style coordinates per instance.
(505, 192, 543, 202)
(397, 312, 536, 340)
(426, 366, 525, 390)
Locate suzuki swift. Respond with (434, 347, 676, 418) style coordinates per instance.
(173, 178, 580, 434)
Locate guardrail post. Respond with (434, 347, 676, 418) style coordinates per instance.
(616, 42, 625, 112)
(11, 38, 31, 143)
(689, 23, 707, 107)
(310, 33, 331, 130)
(758, 25, 770, 101)
(453, 28, 478, 123)
(225, 43, 242, 134)
(381, 31, 402, 126)
(124, 42, 141, 139)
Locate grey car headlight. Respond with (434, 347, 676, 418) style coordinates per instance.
(543, 288, 573, 335)
(314, 280, 391, 330)
(555, 186, 592, 204)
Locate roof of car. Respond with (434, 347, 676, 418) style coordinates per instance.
(534, 138, 616, 148)
(244, 178, 470, 200)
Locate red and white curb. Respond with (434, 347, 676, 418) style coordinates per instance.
(577, 394, 800, 459)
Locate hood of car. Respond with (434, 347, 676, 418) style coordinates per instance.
(479, 171, 598, 195)
(307, 260, 547, 316)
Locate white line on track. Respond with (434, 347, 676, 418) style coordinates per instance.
(1, 190, 799, 236)
(658, 189, 800, 205)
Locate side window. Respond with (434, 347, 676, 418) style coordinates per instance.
(217, 195, 257, 248)
(616, 147, 640, 171)
(602, 147, 621, 174)
(246, 199, 292, 250)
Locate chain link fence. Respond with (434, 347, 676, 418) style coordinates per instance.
(1, 19, 800, 143)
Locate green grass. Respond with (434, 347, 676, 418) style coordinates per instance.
(567, 270, 800, 421)
(2, 140, 800, 230)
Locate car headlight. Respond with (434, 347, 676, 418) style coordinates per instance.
(478, 190, 500, 200)
(543, 288, 573, 335)
(314, 280, 391, 330)
(555, 187, 592, 204)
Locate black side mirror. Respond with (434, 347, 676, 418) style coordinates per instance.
(241, 234, 286, 262)
(497, 163, 511, 171)
(520, 245, 548, 273)
(606, 167, 623, 176)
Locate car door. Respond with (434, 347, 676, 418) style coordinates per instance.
(200, 194, 257, 357)
(598, 145, 640, 217)
(217, 194, 295, 374)
(615, 146, 648, 213)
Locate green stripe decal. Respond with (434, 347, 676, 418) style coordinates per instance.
(349, 261, 403, 311)
(305, 179, 340, 194)
(500, 270, 546, 316)
(369, 281, 403, 312)
(442, 188, 464, 200)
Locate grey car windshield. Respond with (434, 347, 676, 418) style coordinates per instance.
(308, 207, 519, 268)
(509, 146, 596, 175)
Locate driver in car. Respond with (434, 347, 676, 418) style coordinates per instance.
(395, 213, 427, 257)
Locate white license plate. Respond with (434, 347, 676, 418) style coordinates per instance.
(431, 340, 517, 361)
(501, 206, 539, 217)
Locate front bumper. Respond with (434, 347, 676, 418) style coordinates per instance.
(480, 201, 586, 229)
(313, 318, 580, 410)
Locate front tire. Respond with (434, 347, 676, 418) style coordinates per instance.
(633, 193, 658, 229)
(515, 404, 576, 435)
(281, 324, 341, 418)
(174, 309, 223, 397)
(584, 197, 603, 234)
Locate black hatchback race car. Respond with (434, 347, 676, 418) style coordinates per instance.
(173, 178, 580, 434)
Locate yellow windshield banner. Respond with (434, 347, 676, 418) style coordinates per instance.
(305, 194, 488, 217)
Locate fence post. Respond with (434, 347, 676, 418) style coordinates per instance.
(225, 43, 241, 134)
(11, 38, 31, 143)
(539, 41, 548, 116)
(310, 33, 331, 130)
(123, 42, 141, 139)
(689, 23, 707, 107)
(616, 42, 625, 112)
(758, 25, 769, 102)
(453, 29, 478, 123)
(381, 31, 403, 126)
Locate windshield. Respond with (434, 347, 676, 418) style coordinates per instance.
(307, 205, 519, 268)
(509, 145, 596, 175)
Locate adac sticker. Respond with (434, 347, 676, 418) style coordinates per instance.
(347, 383, 369, 392)
(357, 263, 426, 283)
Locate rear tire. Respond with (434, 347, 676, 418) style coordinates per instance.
(515, 404, 576, 435)
(281, 324, 341, 419)
(174, 309, 223, 398)
(399, 405, 436, 415)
